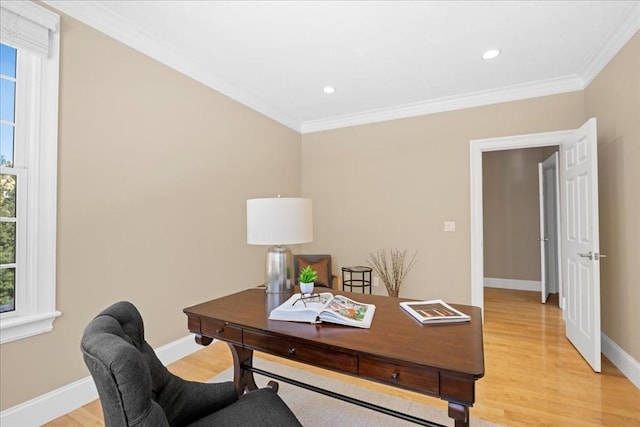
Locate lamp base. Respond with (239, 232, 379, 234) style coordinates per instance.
(265, 245, 294, 294)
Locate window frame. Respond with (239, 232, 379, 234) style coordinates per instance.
(0, 167, 28, 316)
(0, 2, 60, 344)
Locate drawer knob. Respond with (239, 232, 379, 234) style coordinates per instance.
(288, 347, 296, 355)
(215, 327, 224, 334)
(391, 372, 399, 381)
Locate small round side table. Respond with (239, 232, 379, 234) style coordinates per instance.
(341, 266, 372, 294)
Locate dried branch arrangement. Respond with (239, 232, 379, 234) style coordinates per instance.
(366, 249, 418, 297)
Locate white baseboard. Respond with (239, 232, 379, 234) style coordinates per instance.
(484, 277, 541, 292)
(0, 334, 202, 427)
(155, 334, 204, 366)
(0, 376, 98, 427)
(602, 333, 640, 390)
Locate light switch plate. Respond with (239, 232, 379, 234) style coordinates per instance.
(444, 221, 456, 232)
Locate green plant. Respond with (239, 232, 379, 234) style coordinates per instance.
(298, 265, 318, 283)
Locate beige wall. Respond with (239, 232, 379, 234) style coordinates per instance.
(0, 12, 301, 410)
(301, 93, 585, 302)
(1, 7, 637, 414)
(302, 30, 639, 367)
(483, 147, 551, 281)
(585, 31, 640, 362)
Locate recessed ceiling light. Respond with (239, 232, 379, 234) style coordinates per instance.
(323, 86, 336, 94)
(482, 49, 501, 60)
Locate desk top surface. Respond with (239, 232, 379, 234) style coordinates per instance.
(184, 288, 484, 378)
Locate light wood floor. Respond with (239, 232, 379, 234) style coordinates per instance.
(47, 288, 640, 426)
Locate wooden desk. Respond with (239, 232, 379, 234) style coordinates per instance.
(184, 289, 484, 427)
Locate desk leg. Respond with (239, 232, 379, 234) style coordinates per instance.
(228, 343, 258, 395)
(194, 334, 213, 346)
(448, 402, 469, 427)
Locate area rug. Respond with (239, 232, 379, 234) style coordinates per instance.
(210, 356, 501, 427)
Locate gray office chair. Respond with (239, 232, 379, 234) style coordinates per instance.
(81, 301, 302, 427)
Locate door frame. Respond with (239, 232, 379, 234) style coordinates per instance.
(470, 129, 574, 311)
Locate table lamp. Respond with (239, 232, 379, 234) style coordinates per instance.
(247, 197, 313, 293)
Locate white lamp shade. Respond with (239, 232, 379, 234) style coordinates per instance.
(247, 198, 313, 245)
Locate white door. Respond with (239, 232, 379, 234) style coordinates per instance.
(539, 152, 560, 304)
(538, 162, 549, 303)
(546, 155, 562, 299)
(561, 118, 601, 372)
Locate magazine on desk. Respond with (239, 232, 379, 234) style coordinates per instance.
(268, 292, 376, 329)
(400, 299, 470, 324)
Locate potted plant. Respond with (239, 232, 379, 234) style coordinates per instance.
(298, 265, 317, 295)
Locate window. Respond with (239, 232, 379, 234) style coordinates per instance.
(0, 2, 60, 344)
(1, 44, 19, 314)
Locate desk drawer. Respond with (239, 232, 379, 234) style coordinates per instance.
(201, 318, 242, 345)
(359, 355, 439, 396)
(244, 330, 357, 374)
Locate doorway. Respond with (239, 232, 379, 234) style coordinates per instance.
(469, 129, 573, 309)
(480, 147, 560, 306)
(470, 120, 602, 372)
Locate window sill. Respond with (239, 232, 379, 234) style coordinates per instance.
(0, 311, 61, 344)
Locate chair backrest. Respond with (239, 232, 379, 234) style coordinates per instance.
(81, 301, 172, 427)
(294, 254, 334, 289)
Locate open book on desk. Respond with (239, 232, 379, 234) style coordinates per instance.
(400, 299, 470, 324)
(268, 293, 376, 329)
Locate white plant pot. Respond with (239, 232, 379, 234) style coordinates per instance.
(300, 282, 314, 295)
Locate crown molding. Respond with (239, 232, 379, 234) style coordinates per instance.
(42, 1, 303, 132)
(43, 1, 638, 135)
(300, 75, 584, 134)
(581, 2, 640, 86)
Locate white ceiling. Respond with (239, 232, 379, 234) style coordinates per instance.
(46, 1, 640, 133)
